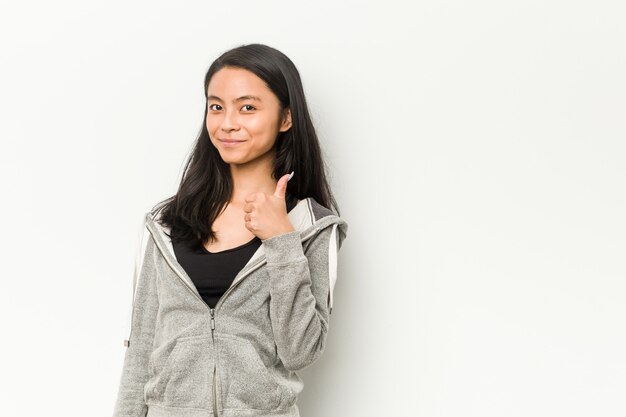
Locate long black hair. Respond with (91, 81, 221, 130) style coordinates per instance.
(151, 43, 340, 247)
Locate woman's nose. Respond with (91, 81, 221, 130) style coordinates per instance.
(220, 110, 240, 132)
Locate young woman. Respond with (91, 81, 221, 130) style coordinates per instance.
(113, 43, 349, 417)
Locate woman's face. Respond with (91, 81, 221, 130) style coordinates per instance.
(206, 66, 292, 167)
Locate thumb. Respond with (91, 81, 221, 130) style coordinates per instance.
(274, 171, 294, 199)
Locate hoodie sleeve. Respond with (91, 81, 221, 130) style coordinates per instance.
(262, 222, 344, 371)
(113, 235, 159, 417)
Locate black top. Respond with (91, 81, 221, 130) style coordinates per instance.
(173, 193, 299, 309)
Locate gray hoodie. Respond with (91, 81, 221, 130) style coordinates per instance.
(113, 197, 348, 417)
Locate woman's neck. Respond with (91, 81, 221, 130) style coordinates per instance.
(229, 159, 277, 204)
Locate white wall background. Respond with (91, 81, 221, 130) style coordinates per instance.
(1, 1, 624, 416)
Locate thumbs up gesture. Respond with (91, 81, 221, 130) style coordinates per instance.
(243, 171, 296, 240)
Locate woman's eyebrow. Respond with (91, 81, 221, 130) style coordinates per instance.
(207, 95, 262, 103)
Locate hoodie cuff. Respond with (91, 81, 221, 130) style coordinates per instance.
(262, 230, 306, 265)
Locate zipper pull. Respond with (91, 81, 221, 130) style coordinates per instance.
(210, 308, 215, 331)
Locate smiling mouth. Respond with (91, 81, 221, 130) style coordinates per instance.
(218, 139, 246, 147)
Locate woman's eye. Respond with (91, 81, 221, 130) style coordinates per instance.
(241, 104, 255, 111)
(209, 104, 221, 111)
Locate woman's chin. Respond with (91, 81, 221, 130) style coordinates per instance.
(216, 150, 242, 163)
(219, 155, 248, 166)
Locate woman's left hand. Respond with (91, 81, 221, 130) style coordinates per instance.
(243, 172, 296, 240)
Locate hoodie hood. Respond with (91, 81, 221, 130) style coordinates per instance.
(130, 197, 348, 315)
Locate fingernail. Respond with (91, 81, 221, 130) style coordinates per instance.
(287, 171, 295, 181)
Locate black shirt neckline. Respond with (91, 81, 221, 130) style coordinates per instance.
(200, 235, 259, 254)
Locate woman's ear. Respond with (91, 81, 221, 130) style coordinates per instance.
(279, 108, 292, 132)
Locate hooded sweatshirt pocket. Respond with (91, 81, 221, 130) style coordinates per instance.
(215, 333, 282, 411)
(145, 335, 214, 410)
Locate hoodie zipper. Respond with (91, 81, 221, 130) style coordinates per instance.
(210, 308, 218, 417)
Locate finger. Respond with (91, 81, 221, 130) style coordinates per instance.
(273, 171, 294, 199)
